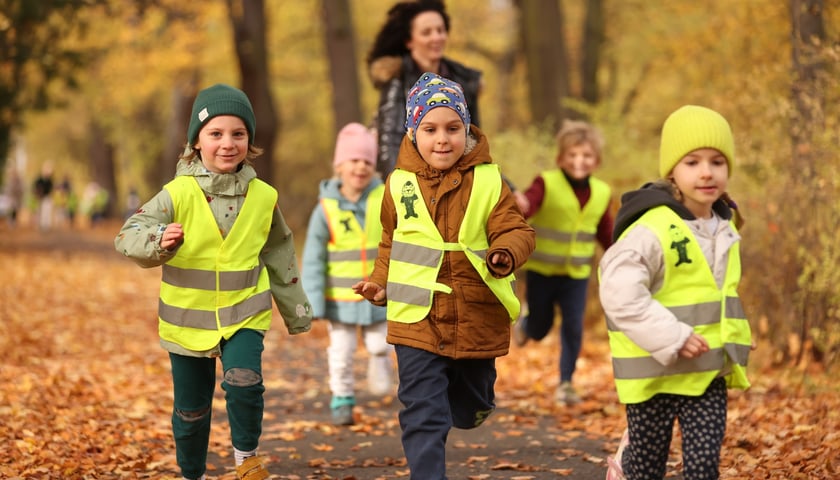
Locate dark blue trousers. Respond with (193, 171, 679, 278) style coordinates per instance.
(395, 345, 497, 480)
(524, 271, 589, 382)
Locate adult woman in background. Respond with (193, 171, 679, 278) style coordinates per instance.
(367, 0, 482, 179)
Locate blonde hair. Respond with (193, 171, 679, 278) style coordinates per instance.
(556, 119, 604, 162)
(178, 144, 264, 165)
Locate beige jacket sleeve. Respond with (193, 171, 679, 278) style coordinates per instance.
(598, 224, 693, 366)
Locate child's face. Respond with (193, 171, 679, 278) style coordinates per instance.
(336, 158, 375, 195)
(670, 148, 729, 218)
(194, 115, 249, 174)
(556, 142, 599, 180)
(414, 107, 466, 171)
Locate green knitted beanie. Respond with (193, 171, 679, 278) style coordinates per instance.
(187, 84, 256, 146)
(659, 105, 734, 177)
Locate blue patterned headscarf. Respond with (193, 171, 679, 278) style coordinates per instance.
(404, 72, 471, 144)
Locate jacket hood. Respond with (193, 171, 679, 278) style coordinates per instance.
(368, 55, 403, 89)
(174, 159, 257, 196)
(393, 125, 490, 180)
(613, 181, 733, 242)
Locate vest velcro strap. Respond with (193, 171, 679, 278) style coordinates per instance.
(612, 348, 725, 379)
(533, 226, 595, 243)
(163, 264, 262, 291)
(441, 242, 463, 251)
(391, 241, 440, 267)
(529, 251, 592, 266)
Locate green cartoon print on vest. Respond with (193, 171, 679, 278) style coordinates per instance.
(339, 215, 353, 233)
(669, 224, 692, 266)
(400, 181, 419, 219)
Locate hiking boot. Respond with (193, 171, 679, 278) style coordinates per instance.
(236, 456, 269, 480)
(331, 404, 354, 425)
(605, 429, 629, 480)
(513, 315, 529, 347)
(555, 381, 581, 405)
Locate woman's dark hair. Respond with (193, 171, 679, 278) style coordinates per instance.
(366, 0, 450, 66)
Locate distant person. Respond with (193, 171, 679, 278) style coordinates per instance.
(512, 120, 614, 406)
(32, 164, 54, 231)
(54, 176, 77, 228)
(352, 73, 535, 479)
(125, 187, 141, 219)
(301, 123, 394, 426)
(599, 105, 753, 480)
(3, 169, 23, 227)
(367, 0, 482, 179)
(115, 84, 313, 480)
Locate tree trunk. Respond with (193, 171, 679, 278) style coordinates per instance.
(153, 77, 198, 189)
(516, 0, 570, 130)
(322, 0, 363, 133)
(790, 0, 825, 149)
(227, 0, 278, 186)
(581, 0, 605, 106)
(88, 121, 117, 218)
(788, 0, 826, 366)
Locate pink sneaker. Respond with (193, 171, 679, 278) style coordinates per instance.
(605, 429, 629, 480)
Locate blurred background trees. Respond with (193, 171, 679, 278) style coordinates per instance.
(1, 0, 838, 369)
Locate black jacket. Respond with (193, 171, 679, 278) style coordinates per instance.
(369, 54, 482, 178)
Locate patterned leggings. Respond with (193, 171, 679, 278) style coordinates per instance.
(624, 378, 727, 480)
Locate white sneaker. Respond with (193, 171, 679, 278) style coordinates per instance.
(605, 429, 629, 480)
(367, 353, 393, 395)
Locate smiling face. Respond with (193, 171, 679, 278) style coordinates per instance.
(406, 11, 448, 66)
(336, 158, 375, 199)
(557, 141, 599, 180)
(194, 115, 249, 173)
(670, 148, 729, 218)
(414, 107, 466, 171)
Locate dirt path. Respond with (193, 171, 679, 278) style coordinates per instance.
(2, 222, 627, 479)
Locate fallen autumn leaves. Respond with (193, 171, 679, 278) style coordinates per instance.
(1, 224, 838, 479)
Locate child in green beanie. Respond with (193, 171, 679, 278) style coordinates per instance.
(115, 83, 312, 480)
(599, 105, 753, 480)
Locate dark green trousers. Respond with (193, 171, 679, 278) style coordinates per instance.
(169, 329, 265, 479)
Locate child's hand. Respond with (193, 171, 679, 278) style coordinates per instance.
(513, 191, 530, 215)
(488, 251, 512, 269)
(678, 332, 709, 359)
(160, 223, 184, 251)
(352, 281, 386, 303)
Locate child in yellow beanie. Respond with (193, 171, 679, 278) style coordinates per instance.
(598, 105, 753, 480)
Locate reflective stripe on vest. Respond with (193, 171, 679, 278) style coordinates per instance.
(526, 170, 610, 278)
(606, 206, 751, 404)
(159, 176, 277, 351)
(386, 164, 520, 323)
(321, 184, 384, 301)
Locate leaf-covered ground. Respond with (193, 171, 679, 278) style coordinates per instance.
(1, 223, 837, 479)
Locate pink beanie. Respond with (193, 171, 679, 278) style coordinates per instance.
(333, 123, 377, 168)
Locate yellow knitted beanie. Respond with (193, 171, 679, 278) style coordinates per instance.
(659, 105, 734, 177)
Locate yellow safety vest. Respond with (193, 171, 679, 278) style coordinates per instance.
(386, 164, 520, 323)
(321, 185, 384, 301)
(526, 170, 610, 279)
(158, 176, 277, 351)
(606, 206, 751, 404)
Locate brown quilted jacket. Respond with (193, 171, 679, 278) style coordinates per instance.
(370, 126, 535, 359)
